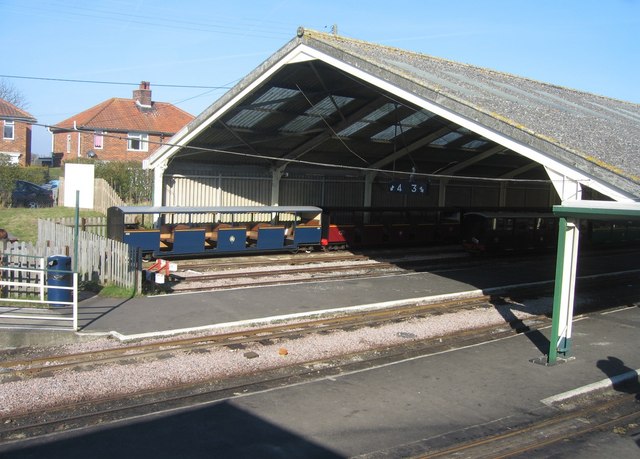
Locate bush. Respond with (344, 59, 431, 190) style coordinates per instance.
(0, 156, 51, 198)
(63, 159, 152, 204)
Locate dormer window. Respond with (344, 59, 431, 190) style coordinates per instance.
(3, 120, 14, 140)
(127, 132, 148, 151)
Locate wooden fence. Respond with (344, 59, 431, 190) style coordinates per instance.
(57, 177, 125, 213)
(48, 216, 108, 237)
(2, 220, 140, 292)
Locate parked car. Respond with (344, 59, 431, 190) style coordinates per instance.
(42, 179, 60, 201)
(11, 180, 54, 208)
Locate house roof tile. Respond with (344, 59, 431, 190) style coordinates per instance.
(53, 96, 194, 135)
(0, 98, 36, 122)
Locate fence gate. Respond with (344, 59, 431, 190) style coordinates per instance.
(0, 253, 79, 331)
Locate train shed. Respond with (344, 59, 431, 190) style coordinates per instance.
(145, 27, 640, 210)
(144, 28, 640, 364)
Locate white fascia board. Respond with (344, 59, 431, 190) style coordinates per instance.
(298, 46, 635, 202)
(146, 46, 317, 171)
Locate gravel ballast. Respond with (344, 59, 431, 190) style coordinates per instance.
(0, 297, 558, 417)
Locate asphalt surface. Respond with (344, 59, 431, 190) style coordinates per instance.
(0, 303, 638, 458)
(76, 250, 640, 339)
(0, 251, 639, 457)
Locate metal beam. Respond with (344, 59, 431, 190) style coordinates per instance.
(370, 126, 452, 169)
(500, 162, 540, 179)
(280, 97, 390, 162)
(438, 145, 507, 175)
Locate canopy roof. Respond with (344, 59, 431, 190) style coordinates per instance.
(147, 28, 640, 201)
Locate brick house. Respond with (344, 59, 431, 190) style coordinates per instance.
(51, 82, 194, 162)
(0, 98, 36, 166)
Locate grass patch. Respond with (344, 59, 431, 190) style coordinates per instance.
(0, 207, 103, 242)
(98, 284, 138, 298)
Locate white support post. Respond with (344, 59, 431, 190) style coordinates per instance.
(271, 166, 286, 206)
(438, 179, 448, 207)
(153, 161, 168, 207)
(72, 272, 79, 331)
(364, 172, 375, 207)
(39, 257, 45, 302)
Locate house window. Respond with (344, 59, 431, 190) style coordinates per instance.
(66, 134, 72, 153)
(94, 131, 105, 149)
(127, 132, 148, 151)
(3, 120, 14, 140)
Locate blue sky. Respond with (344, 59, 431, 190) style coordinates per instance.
(2, 0, 639, 157)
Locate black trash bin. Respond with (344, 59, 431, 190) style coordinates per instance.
(47, 255, 72, 307)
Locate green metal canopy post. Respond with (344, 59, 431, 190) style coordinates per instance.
(547, 200, 640, 365)
(548, 216, 580, 364)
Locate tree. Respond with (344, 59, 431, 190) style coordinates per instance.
(0, 79, 28, 110)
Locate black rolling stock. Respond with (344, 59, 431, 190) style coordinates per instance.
(461, 211, 640, 254)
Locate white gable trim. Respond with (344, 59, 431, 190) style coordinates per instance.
(146, 46, 317, 170)
(147, 43, 636, 202)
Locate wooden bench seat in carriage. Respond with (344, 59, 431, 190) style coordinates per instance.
(159, 224, 206, 254)
(215, 224, 248, 251)
(122, 228, 161, 253)
(292, 219, 322, 245)
(159, 225, 174, 250)
(247, 223, 286, 250)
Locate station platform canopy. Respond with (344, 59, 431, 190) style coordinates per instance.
(553, 200, 640, 220)
(145, 27, 640, 204)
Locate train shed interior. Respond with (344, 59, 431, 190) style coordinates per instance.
(145, 27, 640, 210)
(142, 28, 640, 364)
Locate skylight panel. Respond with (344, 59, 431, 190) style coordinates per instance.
(462, 139, 489, 149)
(430, 131, 464, 146)
(337, 103, 396, 137)
(226, 87, 299, 129)
(281, 95, 354, 133)
(370, 109, 435, 141)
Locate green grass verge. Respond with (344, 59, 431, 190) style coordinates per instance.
(0, 207, 103, 242)
(98, 284, 138, 298)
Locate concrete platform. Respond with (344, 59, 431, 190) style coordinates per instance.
(1, 297, 639, 458)
(1, 250, 638, 347)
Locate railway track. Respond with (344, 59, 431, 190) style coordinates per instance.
(1, 291, 637, 446)
(0, 293, 495, 383)
(0, 298, 548, 445)
(416, 393, 640, 458)
(158, 248, 472, 293)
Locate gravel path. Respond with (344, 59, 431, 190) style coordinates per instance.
(0, 296, 563, 417)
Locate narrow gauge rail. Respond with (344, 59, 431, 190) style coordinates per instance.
(0, 294, 495, 382)
(419, 393, 640, 458)
(0, 301, 550, 444)
(172, 252, 372, 272)
(168, 261, 403, 292)
(157, 247, 471, 293)
(107, 205, 464, 259)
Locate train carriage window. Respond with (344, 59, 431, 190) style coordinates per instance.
(505, 218, 514, 231)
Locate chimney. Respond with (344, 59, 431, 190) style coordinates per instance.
(133, 81, 152, 107)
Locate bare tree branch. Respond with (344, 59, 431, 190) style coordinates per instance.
(0, 79, 29, 110)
